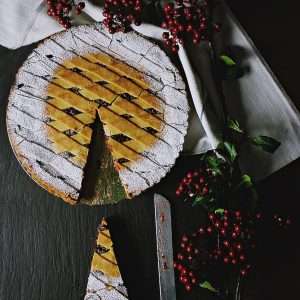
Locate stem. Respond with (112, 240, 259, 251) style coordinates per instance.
(234, 276, 242, 300)
(206, 0, 229, 139)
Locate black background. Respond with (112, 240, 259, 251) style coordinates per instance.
(1, 1, 300, 300)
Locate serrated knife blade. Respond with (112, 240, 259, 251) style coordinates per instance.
(154, 193, 177, 300)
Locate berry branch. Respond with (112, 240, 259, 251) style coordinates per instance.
(102, 0, 142, 33)
(45, 0, 86, 29)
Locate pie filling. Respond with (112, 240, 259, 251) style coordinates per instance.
(45, 52, 164, 204)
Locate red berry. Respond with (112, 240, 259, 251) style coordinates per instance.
(78, 2, 85, 9)
(193, 171, 199, 177)
(64, 22, 71, 29)
(229, 251, 234, 257)
(231, 259, 237, 265)
(186, 246, 192, 253)
(234, 225, 240, 233)
(182, 235, 188, 242)
(220, 228, 226, 236)
(239, 254, 245, 261)
(223, 257, 229, 264)
(162, 32, 169, 40)
(194, 184, 200, 191)
(236, 243, 242, 251)
(186, 24, 193, 32)
(187, 172, 193, 178)
(164, 3, 174, 13)
(223, 240, 229, 247)
(171, 45, 179, 53)
(177, 253, 184, 260)
(215, 221, 220, 228)
(161, 22, 168, 29)
(207, 226, 212, 234)
(185, 284, 192, 292)
(240, 269, 247, 276)
(180, 276, 188, 284)
(202, 186, 209, 194)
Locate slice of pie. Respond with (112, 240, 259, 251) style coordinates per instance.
(6, 23, 189, 205)
(84, 218, 128, 300)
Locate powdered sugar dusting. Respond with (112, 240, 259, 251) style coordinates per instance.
(85, 271, 128, 300)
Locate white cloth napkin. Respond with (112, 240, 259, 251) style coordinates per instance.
(1, 0, 300, 181)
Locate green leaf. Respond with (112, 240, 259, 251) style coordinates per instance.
(217, 142, 237, 163)
(237, 174, 253, 189)
(192, 196, 206, 207)
(205, 155, 223, 175)
(220, 55, 236, 66)
(214, 208, 225, 215)
(250, 135, 281, 153)
(219, 55, 244, 80)
(228, 119, 244, 134)
(200, 281, 218, 293)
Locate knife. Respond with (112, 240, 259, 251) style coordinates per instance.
(154, 193, 177, 300)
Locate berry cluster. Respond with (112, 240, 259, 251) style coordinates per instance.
(175, 168, 212, 198)
(102, 0, 142, 33)
(173, 233, 201, 292)
(161, 0, 220, 52)
(45, 0, 85, 29)
(174, 210, 258, 292)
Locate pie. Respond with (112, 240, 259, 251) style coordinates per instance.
(84, 218, 128, 299)
(6, 23, 189, 205)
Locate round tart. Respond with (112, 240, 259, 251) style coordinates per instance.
(6, 23, 189, 205)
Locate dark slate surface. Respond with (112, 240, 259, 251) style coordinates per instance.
(0, 2, 300, 300)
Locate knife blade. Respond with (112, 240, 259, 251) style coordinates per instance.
(154, 193, 177, 300)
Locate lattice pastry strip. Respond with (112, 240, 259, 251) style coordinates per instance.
(98, 107, 157, 148)
(54, 68, 117, 104)
(82, 70, 162, 115)
(107, 138, 141, 165)
(47, 83, 97, 117)
(103, 126, 152, 155)
(45, 103, 92, 145)
(63, 56, 162, 112)
(84, 52, 149, 89)
(46, 125, 89, 167)
(110, 97, 162, 131)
